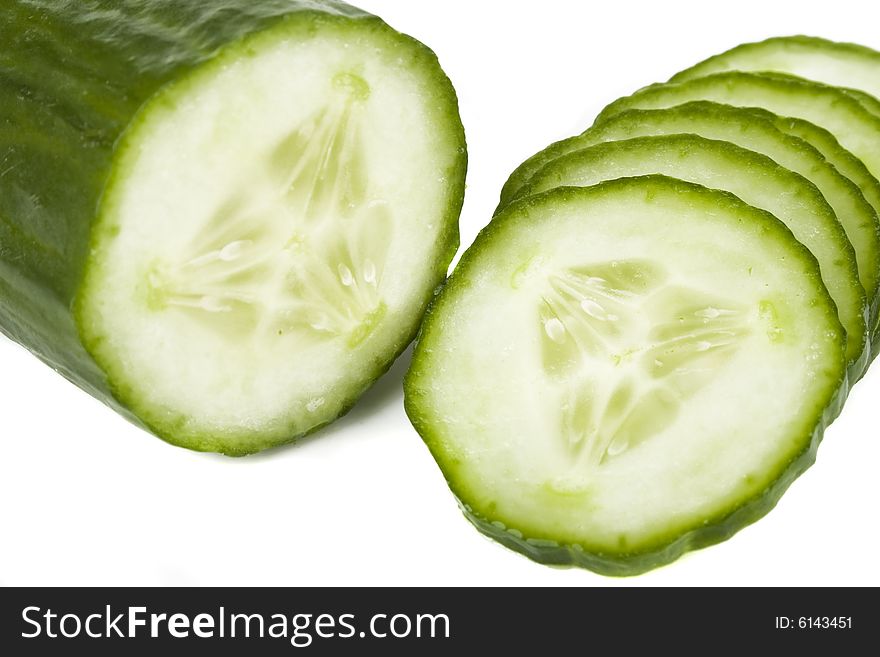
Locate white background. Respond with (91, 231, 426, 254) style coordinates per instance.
(2, 0, 879, 586)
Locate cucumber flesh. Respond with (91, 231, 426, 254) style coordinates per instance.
(596, 72, 880, 219)
(765, 114, 880, 237)
(0, 2, 466, 454)
(671, 35, 880, 113)
(760, 115, 880, 345)
(405, 177, 847, 575)
(588, 105, 880, 327)
(500, 101, 880, 332)
(517, 134, 867, 373)
(79, 17, 464, 453)
(501, 95, 880, 254)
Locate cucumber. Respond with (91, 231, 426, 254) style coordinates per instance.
(514, 134, 867, 374)
(498, 102, 880, 332)
(844, 87, 880, 119)
(595, 72, 880, 217)
(405, 176, 847, 575)
(501, 98, 880, 249)
(753, 108, 880, 343)
(671, 35, 880, 111)
(765, 113, 880, 231)
(0, 1, 466, 454)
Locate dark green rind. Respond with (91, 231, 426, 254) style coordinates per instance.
(513, 134, 868, 376)
(0, 0, 466, 455)
(405, 176, 848, 576)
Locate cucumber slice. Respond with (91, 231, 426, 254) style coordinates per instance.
(500, 140, 578, 210)
(761, 114, 880, 339)
(0, 1, 466, 454)
(843, 87, 880, 119)
(596, 72, 880, 215)
(498, 102, 880, 331)
(501, 97, 880, 250)
(671, 36, 880, 110)
(515, 134, 867, 373)
(766, 113, 880, 231)
(405, 176, 847, 575)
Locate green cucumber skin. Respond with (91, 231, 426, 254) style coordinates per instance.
(406, 177, 849, 576)
(593, 74, 880, 343)
(469, 407, 832, 576)
(471, 397, 842, 575)
(672, 35, 880, 81)
(671, 35, 880, 114)
(502, 104, 880, 350)
(496, 105, 880, 350)
(595, 73, 880, 185)
(513, 134, 869, 376)
(499, 98, 880, 223)
(0, 0, 466, 454)
(769, 114, 880, 350)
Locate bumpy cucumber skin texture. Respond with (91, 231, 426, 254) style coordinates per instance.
(406, 176, 848, 576)
(0, 1, 466, 454)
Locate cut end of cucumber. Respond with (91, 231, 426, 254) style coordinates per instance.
(76, 15, 465, 453)
(140, 72, 388, 344)
(406, 177, 846, 574)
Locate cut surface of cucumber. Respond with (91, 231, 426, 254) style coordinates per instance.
(0, 1, 466, 454)
(516, 134, 867, 372)
(584, 105, 880, 325)
(405, 177, 847, 575)
(766, 113, 880, 235)
(671, 35, 880, 111)
(596, 72, 880, 214)
(500, 102, 880, 329)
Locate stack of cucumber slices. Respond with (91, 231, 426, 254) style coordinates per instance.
(405, 36, 880, 575)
